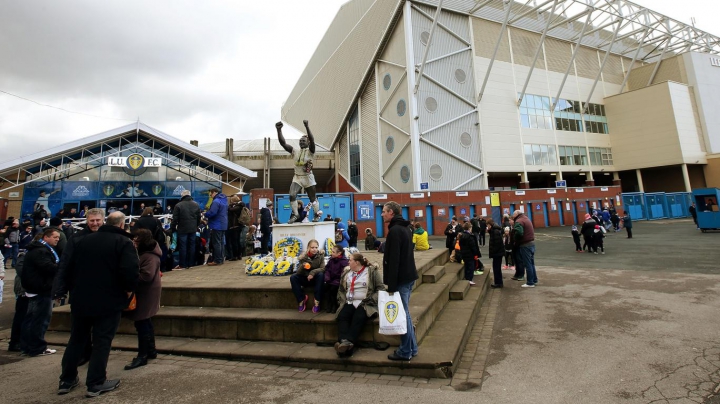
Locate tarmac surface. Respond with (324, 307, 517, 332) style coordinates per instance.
(1, 218, 720, 403)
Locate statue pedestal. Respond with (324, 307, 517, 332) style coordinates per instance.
(272, 222, 335, 253)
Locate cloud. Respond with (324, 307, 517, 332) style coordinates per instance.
(0, 0, 344, 161)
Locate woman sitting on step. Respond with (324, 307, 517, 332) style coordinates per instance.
(334, 252, 386, 358)
(289, 239, 325, 313)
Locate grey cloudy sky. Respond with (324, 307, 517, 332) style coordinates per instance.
(0, 0, 718, 163)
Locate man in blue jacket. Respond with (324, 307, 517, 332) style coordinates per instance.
(203, 189, 228, 266)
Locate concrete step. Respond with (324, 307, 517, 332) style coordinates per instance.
(49, 262, 460, 346)
(422, 266, 446, 283)
(420, 271, 490, 377)
(44, 272, 491, 380)
(160, 249, 449, 310)
(449, 280, 471, 300)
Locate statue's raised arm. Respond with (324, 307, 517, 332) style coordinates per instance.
(276, 121, 293, 154)
(303, 120, 316, 154)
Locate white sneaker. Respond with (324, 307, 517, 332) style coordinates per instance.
(601, 252, 605, 255)
(468, 281, 476, 286)
(37, 349, 57, 356)
(521, 284, 535, 288)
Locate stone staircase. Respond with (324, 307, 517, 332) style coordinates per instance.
(47, 249, 490, 378)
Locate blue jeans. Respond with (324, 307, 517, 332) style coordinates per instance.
(210, 230, 225, 264)
(20, 295, 53, 355)
(176, 232, 196, 269)
(290, 273, 325, 303)
(517, 244, 538, 285)
(395, 281, 418, 359)
(10, 243, 19, 267)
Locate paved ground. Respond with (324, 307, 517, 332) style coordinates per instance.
(2, 219, 720, 403)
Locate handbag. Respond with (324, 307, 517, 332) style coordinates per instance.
(124, 292, 137, 311)
(378, 291, 407, 335)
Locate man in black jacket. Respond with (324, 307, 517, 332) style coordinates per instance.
(260, 200, 273, 255)
(171, 190, 201, 269)
(19, 228, 61, 357)
(57, 212, 139, 398)
(382, 201, 419, 361)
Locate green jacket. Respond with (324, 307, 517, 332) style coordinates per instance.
(295, 250, 326, 278)
(335, 263, 386, 318)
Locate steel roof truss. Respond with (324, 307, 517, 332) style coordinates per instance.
(413, 0, 445, 95)
(582, 15, 623, 114)
(421, 72, 477, 108)
(517, 0, 560, 107)
(550, 7, 594, 112)
(478, 0, 514, 101)
(419, 137, 483, 171)
(411, 4, 471, 46)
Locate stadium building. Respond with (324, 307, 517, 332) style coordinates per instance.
(278, 0, 720, 194)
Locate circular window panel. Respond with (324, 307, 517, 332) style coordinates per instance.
(425, 96, 438, 113)
(397, 99, 407, 117)
(429, 164, 443, 181)
(420, 31, 430, 45)
(383, 73, 392, 90)
(385, 136, 395, 153)
(460, 132, 472, 148)
(400, 165, 411, 183)
(455, 68, 467, 83)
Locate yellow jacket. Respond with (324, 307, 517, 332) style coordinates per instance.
(413, 230, 430, 251)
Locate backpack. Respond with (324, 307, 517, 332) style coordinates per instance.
(239, 207, 251, 226)
(335, 230, 343, 243)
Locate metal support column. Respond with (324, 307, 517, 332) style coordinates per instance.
(478, 0, 513, 102)
(414, 0, 444, 95)
(618, 27, 651, 93)
(636, 169, 644, 193)
(647, 38, 671, 86)
(681, 163, 692, 192)
(582, 18, 623, 113)
(517, 0, 560, 106)
(551, 9, 594, 111)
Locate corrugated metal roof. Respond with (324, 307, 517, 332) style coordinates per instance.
(0, 122, 257, 178)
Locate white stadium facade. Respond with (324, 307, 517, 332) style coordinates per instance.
(276, 0, 720, 194)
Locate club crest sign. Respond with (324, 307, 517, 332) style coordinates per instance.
(102, 185, 115, 197)
(152, 185, 163, 196)
(107, 154, 162, 169)
(384, 301, 399, 323)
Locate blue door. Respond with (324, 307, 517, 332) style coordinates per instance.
(334, 194, 352, 221)
(448, 206, 455, 220)
(425, 205, 434, 235)
(402, 207, 409, 220)
(375, 205, 385, 237)
(543, 202, 550, 227)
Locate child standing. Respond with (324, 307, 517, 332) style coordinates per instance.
(502, 227, 514, 270)
(592, 225, 606, 254)
(571, 225, 582, 252)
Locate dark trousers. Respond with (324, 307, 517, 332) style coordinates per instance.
(226, 227, 241, 259)
(573, 237, 582, 251)
(21, 295, 53, 355)
(582, 236, 594, 251)
(290, 273, 324, 304)
(626, 227, 632, 238)
(10, 296, 29, 349)
(593, 239, 604, 253)
(260, 231, 271, 255)
(336, 303, 369, 344)
(176, 232, 196, 269)
(134, 318, 155, 357)
(60, 311, 121, 387)
(324, 284, 339, 311)
(492, 256, 503, 286)
(512, 250, 525, 279)
(210, 230, 225, 263)
(463, 258, 474, 281)
(504, 250, 514, 266)
(479, 233, 486, 246)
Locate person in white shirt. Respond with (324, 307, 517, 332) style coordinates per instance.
(333, 252, 385, 358)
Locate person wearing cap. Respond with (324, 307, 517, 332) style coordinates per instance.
(512, 210, 538, 288)
(592, 224, 606, 254)
(580, 213, 596, 252)
(259, 200, 274, 255)
(204, 188, 228, 266)
(275, 120, 321, 224)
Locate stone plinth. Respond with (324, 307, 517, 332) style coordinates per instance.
(271, 221, 335, 252)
